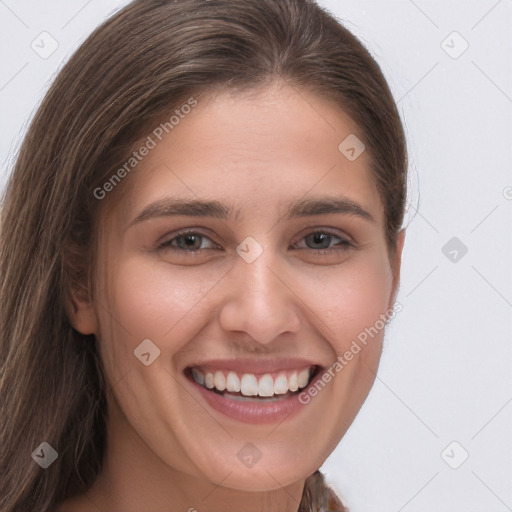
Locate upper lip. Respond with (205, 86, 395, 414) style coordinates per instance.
(185, 357, 323, 375)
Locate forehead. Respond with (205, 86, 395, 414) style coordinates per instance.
(116, 82, 383, 226)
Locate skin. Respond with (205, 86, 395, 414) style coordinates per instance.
(61, 80, 405, 512)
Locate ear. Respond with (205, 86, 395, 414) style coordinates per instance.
(65, 282, 98, 335)
(388, 229, 406, 310)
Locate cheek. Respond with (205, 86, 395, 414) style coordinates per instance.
(101, 248, 393, 330)
(305, 254, 394, 352)
(299, 255, 393, 430)
(95, 247, 393, 377)
(95, 256, 226, 380)
(108, 257, 217, 338)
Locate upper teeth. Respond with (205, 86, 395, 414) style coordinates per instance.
(191, 367, 313, 397)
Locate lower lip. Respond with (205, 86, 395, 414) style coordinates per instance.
(187, 370, 322, 424)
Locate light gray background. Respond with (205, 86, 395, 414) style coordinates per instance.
(1, 1, 511, 511)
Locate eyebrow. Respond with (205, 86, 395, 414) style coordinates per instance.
(129, 195, 375, 227)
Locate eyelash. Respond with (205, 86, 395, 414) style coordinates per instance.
(156, 228, 354, 256)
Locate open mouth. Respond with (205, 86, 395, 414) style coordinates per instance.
(184, 365, 321, 402)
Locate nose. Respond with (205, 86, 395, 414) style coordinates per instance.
(218, 250, 301, 345)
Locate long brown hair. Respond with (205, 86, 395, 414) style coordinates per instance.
(0, 0, 407, 510)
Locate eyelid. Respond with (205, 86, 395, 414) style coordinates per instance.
(157, 228, 222, 251)
(293, 228, 357, 255)
(290, 227, 353, 248)
(157, 226, 355, 254)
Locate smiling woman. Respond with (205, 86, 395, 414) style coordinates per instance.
(0, 1, 407, 511)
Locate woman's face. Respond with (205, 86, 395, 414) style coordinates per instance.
(73, 81, 403, 493)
